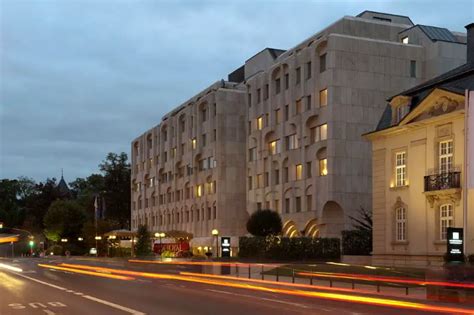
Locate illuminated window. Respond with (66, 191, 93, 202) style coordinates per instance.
(401, 36, 409, 44)
(319, 89, 328, 107)
(257, 174, 264, 188)
(395, 207, 406, 242)
(269, 139, 281, 155)
(440, 204, 453, 240)
(257, 116, 264, 130)
(286, 134, 299, 150)
(439, 140, 453, 173)
(319, 158, 328, 176)
(296, 164, 303, 180)
(395, 151, 406, 187)
(196, 185, 203, 197)
(275, 109, 282, 124)
(310, 124, 327, 143)
(191, 138, 197, 150)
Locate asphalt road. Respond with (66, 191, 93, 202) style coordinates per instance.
(0, 258, 467, 315)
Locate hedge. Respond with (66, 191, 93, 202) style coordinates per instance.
(239, 236, 340, 260)
(341, 230, 372, 255)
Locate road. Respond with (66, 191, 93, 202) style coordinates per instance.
(0, 258, 471, 315)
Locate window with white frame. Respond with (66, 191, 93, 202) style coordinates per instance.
(395, 151, 406, 187)
(440, 204, 453, 240)
(439, 140, 453, 174)
(286, 134, 299, 150)
(269, 139, 281, 155)
(395, 207, 406, 241)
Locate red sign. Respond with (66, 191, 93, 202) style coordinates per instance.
(153, 242, 190, 254)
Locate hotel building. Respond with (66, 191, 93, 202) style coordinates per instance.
(365, 24, 474, 266)
(131, 11, 467, 253)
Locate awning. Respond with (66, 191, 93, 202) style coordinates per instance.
(103, 230, 137, 238)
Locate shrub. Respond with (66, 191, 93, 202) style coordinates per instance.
(239, 236, 340, 260)
(341, 230, 372, 256)
(135, 225, 153, 257)
(246, 209, 282, 237)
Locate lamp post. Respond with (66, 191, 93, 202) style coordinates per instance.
(107, 235, 116, 257)
(211, 229, 219, 258)
(95, 236, 102, 257)
(154, 232, 165, 259)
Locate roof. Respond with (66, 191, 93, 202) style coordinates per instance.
(418, 25, 459, 43)
(374, 62, 474, 132)
(57, 175, 71, 197)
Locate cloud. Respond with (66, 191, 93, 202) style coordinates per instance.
(0, 0, 472, 181)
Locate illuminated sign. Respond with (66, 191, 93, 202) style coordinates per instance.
(221, 237, 231, 258)
(446, 227, 463, 262)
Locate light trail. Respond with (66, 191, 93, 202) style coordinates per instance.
(38, 264, 134, 281)
(0, 263, 23, 272)
(128, 259, 280, 268)
(298, 271, 474, 289)
(58, 263, 474, 314)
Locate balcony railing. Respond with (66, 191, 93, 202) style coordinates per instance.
(424, 172, 461, 192)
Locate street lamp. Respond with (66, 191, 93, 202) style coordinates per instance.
(77, 237, 84, 241)
(95, 236, 102, 257)
(61, 238, 68, 243)
(154, 232, 165, 257)
(211, 229, 219, 258)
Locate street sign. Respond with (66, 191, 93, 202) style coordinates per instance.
(447, 227, 464, 262)
(221, 237, 231, 258)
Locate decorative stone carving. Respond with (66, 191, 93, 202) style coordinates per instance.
(424, 188, 462, 208)
(428, 96, 460, 117)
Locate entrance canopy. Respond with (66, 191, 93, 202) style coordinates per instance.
(103, 229, 137, 239)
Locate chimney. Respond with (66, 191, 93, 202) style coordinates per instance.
(466, 23, 474, 64)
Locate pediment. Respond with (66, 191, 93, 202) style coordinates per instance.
(399, 89, 464, 126)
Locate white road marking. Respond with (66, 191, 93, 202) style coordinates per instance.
(13, 272, 146, 314)
(43, 310, 56, 315)
(82, 295, 146, 315)
(205, 289, 310, 308)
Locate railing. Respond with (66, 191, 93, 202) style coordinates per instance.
(424, 172, 461, 192)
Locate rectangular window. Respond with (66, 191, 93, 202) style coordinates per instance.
(249, 147, 257, 161)
(320, 53, 326, 72)
(439, 140, 453, 174)
(264, 172, 269, 187)
(306, 62, 312, 79)
(257, 88, 261, 103)
(396, 207, 406, 241)
(275, 109, 282, 124)
(285, 73, 289, 89)
(274, 169, 280, 185)
(295, 197, 301, 212)
(275, 78, 281, 94)
(402, 36, 409, 44)
(274, 199, 280, 213)
(191, 138, 197, 150)
(283, 166, 289, 183)
(306, 95, 312, 110)
(306, 195, 312, 212)
(264, 84, 269, 99)
(296, 164, 303, 180)
(248, 93, 252, 107)
(284, 105, 289, 121)
(395, 151, 406, 187)
(202, 134, 206, 147)
(296, 67, 301, 84)
(202, 108, 207, 122)
(285, 198, 290, 214)
(213, 103, 216, 116)
(410, 60, 416, 78)
(269, 139, 281, 155)
(440, 204, 453, 240)
(319, 158, 328, 176)
(296, 99, 302, 114)
(310, 124, 328, 143)
(213, 129, 217, 141)
(248, 176, 253, 190)
(265, 200, 270, 209)
(306, 161, 312, 178)
(196, 185, 203, 197)
(256, 174, 263, 188)
(257, 116, 264, 130)
(286, 134, 299, 150)
(257, 202, 262, 211)
(319, 89, 328, 107)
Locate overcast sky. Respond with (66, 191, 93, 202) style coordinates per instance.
(1, 0, 472, 182)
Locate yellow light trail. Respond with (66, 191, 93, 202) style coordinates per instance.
(38, 264, 134, 281)
(59, 263, 474, 314)
(128, 259, 280, 268)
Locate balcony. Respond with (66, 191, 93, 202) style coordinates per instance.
(424, 172, 461, 191)
(423, 171, 461, 208)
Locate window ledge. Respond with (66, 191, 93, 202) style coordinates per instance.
(390, 185, 409, 191)
(391, 241, 409, 246)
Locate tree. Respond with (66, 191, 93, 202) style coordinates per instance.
(349, 207, 372, 232)
(43, 200, 86, 242)
(99, 152, 131, 229)
(246, 209, 282, 237)
(135, 224, 152, 256)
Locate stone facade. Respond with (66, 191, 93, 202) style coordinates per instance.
(131, 11, 467, 254)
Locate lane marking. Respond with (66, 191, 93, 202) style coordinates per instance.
(12, 272, 146, 314)
(43, 310, 56, 315)
(205, 289, 310, 308)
